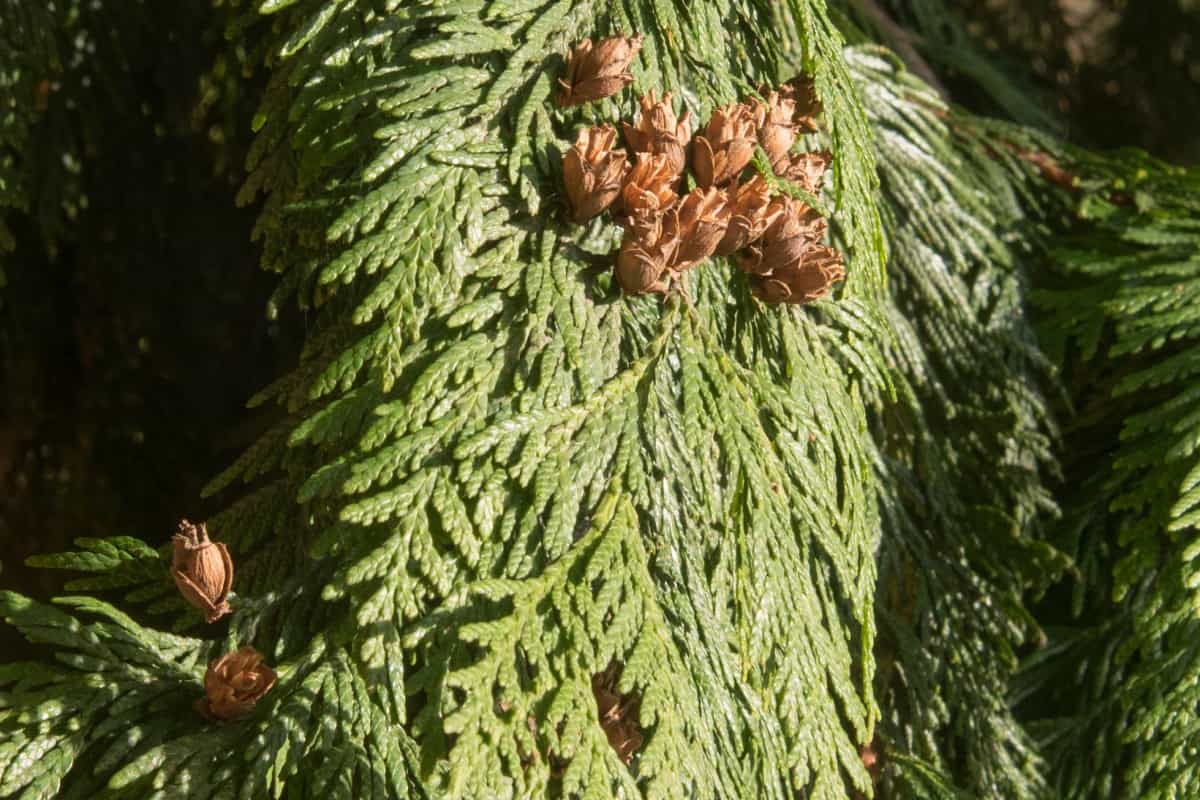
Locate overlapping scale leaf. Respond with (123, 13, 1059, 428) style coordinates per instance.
(848, 48, 1064, 797)
(1029, 143, 1200, 799)
(4, 0, 892, 797)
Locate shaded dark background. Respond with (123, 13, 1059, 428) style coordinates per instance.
(0, 1, 295, 655)
(951, 0, 1200, 164)
(1, 0, 1198, 660)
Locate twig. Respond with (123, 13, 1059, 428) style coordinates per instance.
(849, 0, 949, 97)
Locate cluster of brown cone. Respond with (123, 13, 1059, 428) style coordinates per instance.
(171, 519, 276, 721)
(558, 36, 844, 305)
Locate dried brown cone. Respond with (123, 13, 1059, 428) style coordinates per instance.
(665, 186, 730, 270)
(780, 74, 822, 132)
(851, 741, 884, 800)
(782, 150, 832, 195)
(750, 243, 845, 305)
(195, 646, 277, 721)
(620, 153, 679, 217)
(616, 212, 679, 296)
(556, 35, 643, 107)
(692, 102, 759, 188)
(622, 91, 692, 177)
(713, 175, 780, 256)
(592, 663, 643, 764)
(171, 519, 233, 624)
(562, 125, 628, 223)
(861, 741, 882, 783)
(736, 195, 827, 276)
(752, 90, 799, 173)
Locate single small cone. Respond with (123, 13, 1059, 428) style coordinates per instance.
(692, 102, 759, 188)
(782, 150, 832, 194)
(714, 175, 780, 256)
(557, 35, 643, 107)
(171, 519, 233, 624)
(666, 186, 730, 270)
(616, 212, 678, 296)
(780, 74, 822, 132)
(771, 195, 828, 248)
(852, 742, 883, 800)
(752, 90, 799, 173)
(592, 663, 644, 764)
(620, 152, 679, 217)
(750, 244, 845, 304)
(195, 646, 277, 721)
(736, 195, 826, 276)
(562, 125, 628, 223)
(622, 91, 692, 177)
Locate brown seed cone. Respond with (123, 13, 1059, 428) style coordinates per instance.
(751, 91, 799, 173)
(782, 150, 832, 194)
(616, 212, 678, 296)
(620, 153, 679, 217)
(665, 186, 730, 270)
(556, 35, 643, 107)
(622, 91, 692, 177)
(562, 125, 628, 223)
(172, 520, 233, 624)
(592, 663, 643, 765)
(195, 646, 277, 721)
(771, 195, 828, 245)
(750, 244, 845, 304)
(692, 103, 759, 188)
(713, 175, 780, 256)
(780, 74, 822, 132)
(736, 195, 827, 275)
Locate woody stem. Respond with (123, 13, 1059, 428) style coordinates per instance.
(848, 0, 948, 96)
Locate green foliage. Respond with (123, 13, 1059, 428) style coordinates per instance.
(4, 0, 894, 797)
(0, 592, 209, 800)
(885, 752, 971, 800)
(0, 591, 427, 800)
(410, 492, 705, 798)
(849, 47, 1065, 798)
(1024, 149, 1200, 799)
(25, 538, 178, 615)
(5, 1, 1199, 798)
